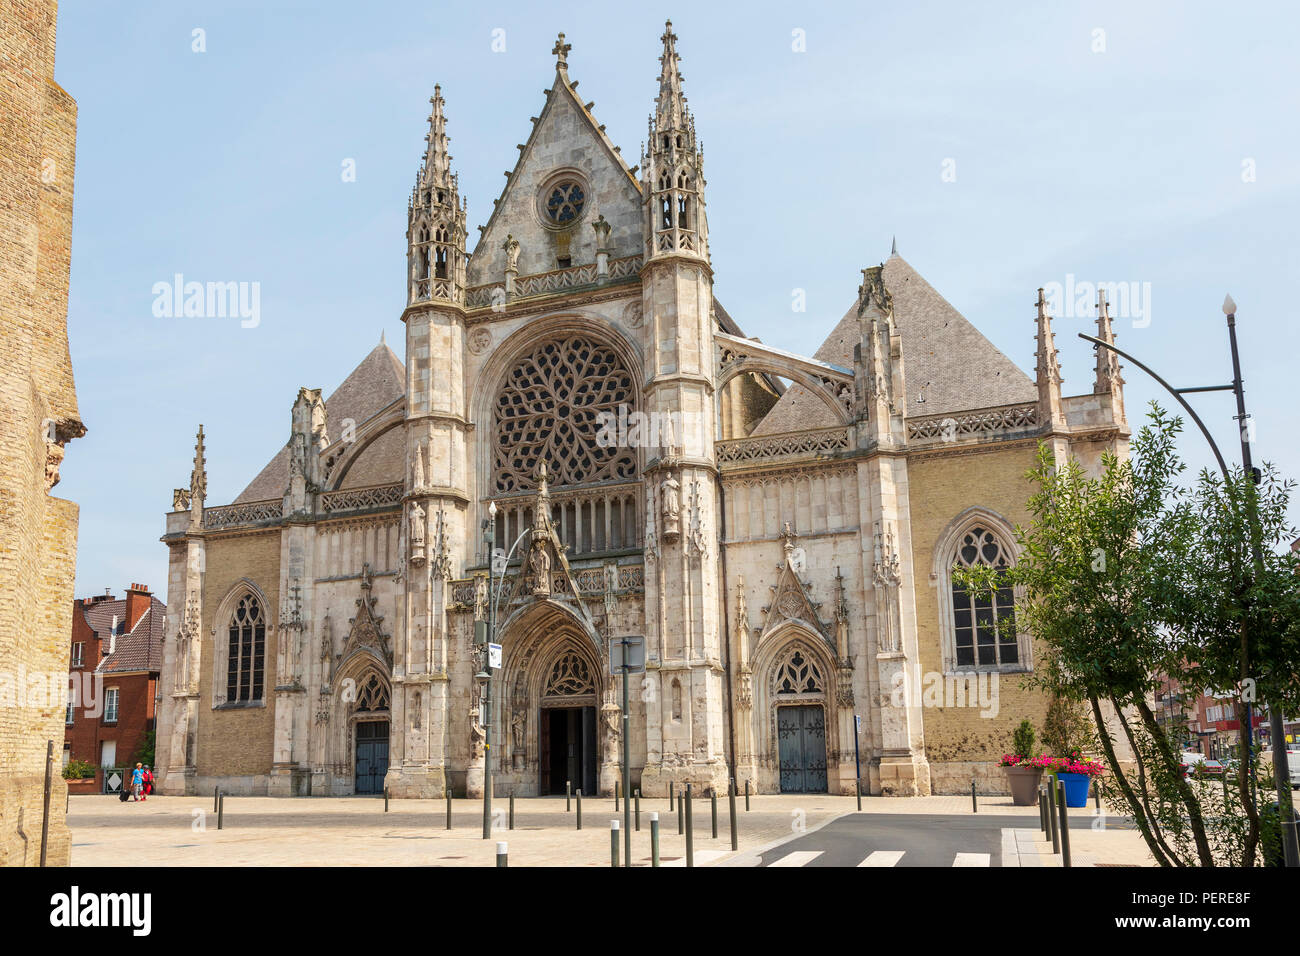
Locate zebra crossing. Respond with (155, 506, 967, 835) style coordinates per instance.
(764, 848, 991, 867)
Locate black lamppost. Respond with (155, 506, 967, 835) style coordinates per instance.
(480, 502, 533, 839)
(1079, 293, 1297, 866)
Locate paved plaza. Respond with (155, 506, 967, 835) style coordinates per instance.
(68, 792, 1153, 867)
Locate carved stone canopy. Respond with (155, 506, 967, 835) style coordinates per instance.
(340, 564, 392, 670)
(758, 526, 833, 647)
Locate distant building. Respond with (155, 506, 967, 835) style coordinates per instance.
(66, 585, 165, 785)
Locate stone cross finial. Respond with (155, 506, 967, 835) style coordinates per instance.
(552, 33, 572, 68)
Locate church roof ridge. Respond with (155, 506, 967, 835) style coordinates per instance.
(232, 337, 407, 503)
(468, 30, 641, 259)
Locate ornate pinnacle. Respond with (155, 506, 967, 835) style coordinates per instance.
(190, 425, 206, 505)
(653, 19, 689, 133)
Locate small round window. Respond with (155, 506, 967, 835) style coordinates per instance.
(545, 181, 586, 224)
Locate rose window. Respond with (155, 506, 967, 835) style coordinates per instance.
(544, 181, 586, 224)
(493, 335, 637, 492)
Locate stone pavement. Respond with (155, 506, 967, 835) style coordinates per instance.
(67, 792, 1151, 867)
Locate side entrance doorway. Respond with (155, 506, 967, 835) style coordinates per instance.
(539, 706, 597, 796)
(777, 704, 828, 793)
(355, 720, 389, 794)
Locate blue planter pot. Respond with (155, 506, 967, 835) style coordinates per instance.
(1056, 772, 1090, 808)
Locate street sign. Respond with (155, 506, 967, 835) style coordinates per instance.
(488, 643, 502, 669)
(854, 714, 862, 732)
(609, 636, 645, 675)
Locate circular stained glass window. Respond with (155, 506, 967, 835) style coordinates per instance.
(545, 181, 586, 224)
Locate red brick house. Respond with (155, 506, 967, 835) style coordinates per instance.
(65, 584, 165, 790)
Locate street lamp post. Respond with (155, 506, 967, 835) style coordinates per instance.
(1079, 293, 1297, 867)
(480, 505, 534, 840)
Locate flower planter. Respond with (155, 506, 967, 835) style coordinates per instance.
(1056, 771, 1090, 808)
(1004, 765, 1043, 806)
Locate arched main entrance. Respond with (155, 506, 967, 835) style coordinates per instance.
(538, 649, 599, 795)
(496, 603, 608, 796)
(351, 673, 390, 794)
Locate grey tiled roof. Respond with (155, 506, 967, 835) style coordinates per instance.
(234, 340, 407, 502)
(751, 255, 1035, 435)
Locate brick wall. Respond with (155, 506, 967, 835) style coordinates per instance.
(0, 0, 82, 866)
(195, 532, 281, 781)
(908, 441, 1052, 790)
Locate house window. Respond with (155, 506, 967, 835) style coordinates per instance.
(226, 594, 266, 704)
(104, 687, 119, 724)
(949, 525, 1018, 668)
(66, 688, 75, 725)
(71, 642, 84, 667)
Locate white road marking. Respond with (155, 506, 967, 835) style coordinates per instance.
(768, 850, 823, 867)
(858, 850, 906, 867)
(952, 852, 991, 867)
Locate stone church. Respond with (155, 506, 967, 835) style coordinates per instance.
(156, 24, 1129, 799)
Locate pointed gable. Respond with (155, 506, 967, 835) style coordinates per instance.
(467, 40, 643, 286)
(234, 339, 406, 502)
(751, 254, 1036, 434)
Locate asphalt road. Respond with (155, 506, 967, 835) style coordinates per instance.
(755, 812, 1130, 867)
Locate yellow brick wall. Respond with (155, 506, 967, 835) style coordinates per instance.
(196, 531, 281, 778)
(0, 0, 80, 866)
(908, 440, 1051, 787)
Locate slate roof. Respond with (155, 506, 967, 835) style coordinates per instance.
(751, 254, 1036, 435)
(81, 596, 167, 674)
(234, 339, 407, 502)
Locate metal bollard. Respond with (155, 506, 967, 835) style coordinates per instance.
(214, 786, 220, 814)
(384, 787, 389, 813)
(566, 780, 571, 812)
(1093, 779, 1101, 811)
(497, 841, 508, 867)
(446, 790, 452, 830)
(685, 784, 694, 868)
(1039, 787, 1048, 836)
(971, 779, 978, 813)
(745, 778, 750, 811)
(677, 792, 684, 834)
(669, 782, 674, 811)
(729, 779, 738, 851)
(615, 779, 620, 812)
(611, 819, 621, 867)
(635, 789, 641, 831)
(1046, 778, 1060, 854)
(711, 789, 718, 839)
(1057, 779, 1072, 869)
(576, 790, 583, 830)
(509, 792, 515, 830)
(217, 793, 224, 830)
(650, 811, 660, 867)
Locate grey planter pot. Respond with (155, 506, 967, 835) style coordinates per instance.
(1004, 765, 1043, 806)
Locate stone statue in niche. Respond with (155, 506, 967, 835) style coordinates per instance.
(527, 539, 551, 597)
(503, 233, 521, 271)
(409, 501, 426, 564)
(511, 711, 526, 765)
(660, 470, 681, 542)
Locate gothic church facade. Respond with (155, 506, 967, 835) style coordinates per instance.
(156, 24, 1129, 798)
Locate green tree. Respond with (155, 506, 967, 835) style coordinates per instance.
(957, 404, 1300, 866)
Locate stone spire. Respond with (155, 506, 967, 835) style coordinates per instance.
(420, 84, 454, 191)
(1094, 288, 1126, 424)
(188, 425, 206, 528)
(408, 84, 467, 305)
(1034, 288, 1065, 428)
(654, 21, 688, 133)
(643, 21, 708, 262)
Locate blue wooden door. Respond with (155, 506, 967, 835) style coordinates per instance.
(777, 705, 828, 793)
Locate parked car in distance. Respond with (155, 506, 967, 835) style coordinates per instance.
(1289, 750, 1300, 789)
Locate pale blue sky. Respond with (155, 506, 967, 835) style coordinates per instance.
(56, 1, 1300, 599)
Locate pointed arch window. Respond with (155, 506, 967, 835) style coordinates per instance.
(226, 594, 266, 704)
(941, 520, 1029, 671)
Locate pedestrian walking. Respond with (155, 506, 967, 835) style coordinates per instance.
(131, 762, 145, 802)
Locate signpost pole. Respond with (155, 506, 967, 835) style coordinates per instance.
(622, 643, 632, 868)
